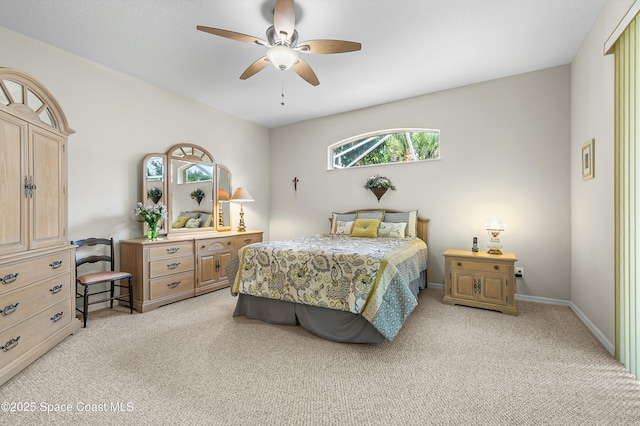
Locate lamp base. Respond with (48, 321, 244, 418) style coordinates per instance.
(487, 248, 503, 255)
(237, 207, 246, 232)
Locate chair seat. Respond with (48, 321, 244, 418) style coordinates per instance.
(77, 271, 133, 285)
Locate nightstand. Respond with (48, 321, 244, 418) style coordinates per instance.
(442, 249, 518, 315)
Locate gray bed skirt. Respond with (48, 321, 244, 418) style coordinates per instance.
(232, 270, 426, 344)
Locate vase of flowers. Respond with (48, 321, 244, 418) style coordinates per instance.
(133, 202, 167, 241)
(364, 175, 396, 201)
(190, 188, 205, 205)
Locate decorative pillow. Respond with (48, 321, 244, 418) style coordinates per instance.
(384, 210, 418, 237)
(172, 216, 190, 228)
(378, 222, 407, 238)
(356, 211, 385, 221)
(335, 220, 354, 235)
(178, 211, 201, 219)
(330, 212, 357, 234)
(185, 218, 201, 228)
(199, 213, 212, 227)
(350, 218, 381, 238)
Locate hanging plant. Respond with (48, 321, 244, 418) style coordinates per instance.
(190, 188, 205, 205)
(147, 187, 162, 204)
(364, 175, 396, 201)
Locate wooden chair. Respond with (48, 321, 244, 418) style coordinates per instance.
(71, 237, 133, 327)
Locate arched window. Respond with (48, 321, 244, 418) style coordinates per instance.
(328, 128, 440, 170)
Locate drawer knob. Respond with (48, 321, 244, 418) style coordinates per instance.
(1, 273, 19, 285)
(244, 239, 251, 243)
(228, 241, 233, 245)
(167, 262, 180, 269)
(1, 336, 20, 352)
(49, 285, 63, 294)
(167, 281, 181, 289)
(201, 245, 206, 249)
(494, 265, 500, 270)
(1, 302, 19, 316)
(166, 247, 180, 254)
(457, 262, 462, 267)
(49, 260, 63, 269)
(50, 311, 64, 323)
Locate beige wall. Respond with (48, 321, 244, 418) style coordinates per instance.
(0, 27, 270, 244)
(270, 65, 572, 300)
(570, 0, 635, 352)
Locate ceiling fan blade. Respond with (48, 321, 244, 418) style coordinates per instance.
(273, 0, 296, 42)
(239, 57, 270, 80)
(196, 26, 269, 47)
(292, 58, 319, 86)
(296, 39, 362, 54)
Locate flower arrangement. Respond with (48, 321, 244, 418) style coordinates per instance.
(364, 175, 396, 190)
(147, 187, 162, 200)
(190, 188, 205, 200)
(133, 202, 167, 240)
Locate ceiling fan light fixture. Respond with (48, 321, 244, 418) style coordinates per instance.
(266, 45, 299, 70)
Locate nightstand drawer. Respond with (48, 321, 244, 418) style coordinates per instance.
(451, 259, 506, 273)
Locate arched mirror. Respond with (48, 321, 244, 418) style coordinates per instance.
(167, 144, 216, 233)
(141, 153, 168, 234)
(140, 143, 232, 235)
(216, 165, 232, 231)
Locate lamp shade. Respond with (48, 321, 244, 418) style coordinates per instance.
(230, 187, 254, 202)
(266, 45, 299, 70)
(218, 189, 230, 201)
(484, 218, 506, 231)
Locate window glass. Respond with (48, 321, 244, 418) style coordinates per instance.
(329, 129, 440, 169)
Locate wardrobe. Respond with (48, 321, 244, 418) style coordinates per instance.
(0, 68, 80, 385)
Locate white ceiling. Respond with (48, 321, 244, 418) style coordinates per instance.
(0, 0, 606, 129)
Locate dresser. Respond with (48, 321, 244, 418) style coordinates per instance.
(120, 231, 262, 312)
(442, 249, 518, 315)
(0, 68, 80, 386)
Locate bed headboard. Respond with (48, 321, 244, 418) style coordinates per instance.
(329, 209, 429, 244)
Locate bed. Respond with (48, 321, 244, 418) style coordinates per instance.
(227, 209, 429, 343)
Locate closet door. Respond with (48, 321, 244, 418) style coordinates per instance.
(0, 110, 28, 255)
(29, 124, 66, 250)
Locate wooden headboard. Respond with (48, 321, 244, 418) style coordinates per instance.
(329, 209, 429, 244)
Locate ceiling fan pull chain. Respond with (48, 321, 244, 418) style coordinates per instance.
(281, 80, 285, 106)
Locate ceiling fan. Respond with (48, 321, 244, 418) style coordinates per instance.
(196, 0, 361, 86)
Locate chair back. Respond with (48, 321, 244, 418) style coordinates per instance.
(71, 237, 116, 272)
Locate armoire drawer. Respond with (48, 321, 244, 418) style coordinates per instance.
(149, 256, 194, 279)
(149, 271, 194, 299)
(0, 273, 71, 331)
(0, 251, 72, 295)
(149, 242, 193, 260)
(0, 299, 71, 367)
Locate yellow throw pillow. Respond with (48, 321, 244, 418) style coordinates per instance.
(172, 216, 190, 228)
(350, 218, 381, 238)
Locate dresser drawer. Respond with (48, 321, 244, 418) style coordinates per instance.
(149, 242, 193, 260)
(0, 273, 71, 331)
(0, 299, 71, 367)
(150, 271, 194, 299)
(0, 251, 72, 295)
(234, 234, 262, 249)
(149, 255, 194, 279)
(197, 238, 234, 253)
(451, 259, 507, 273)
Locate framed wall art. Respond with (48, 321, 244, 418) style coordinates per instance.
(582, 138, 595, 180)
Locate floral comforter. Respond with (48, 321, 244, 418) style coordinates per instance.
(229, 235, 428, 340)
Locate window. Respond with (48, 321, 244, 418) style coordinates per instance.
(328, 129, 440, 170)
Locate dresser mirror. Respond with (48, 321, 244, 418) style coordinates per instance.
(141, 153, 168, 234)
(140, 143, 232, 235)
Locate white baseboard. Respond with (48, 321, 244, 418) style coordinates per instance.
(427, 283, 614, 355)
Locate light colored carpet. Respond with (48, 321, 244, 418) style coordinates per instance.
(1, 288, 639, 425)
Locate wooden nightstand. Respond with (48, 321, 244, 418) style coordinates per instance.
(442, 249, 518, 315)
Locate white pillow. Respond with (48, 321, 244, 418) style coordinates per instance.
(378, 222, 407, 238)
(335, 220, 354, 235)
